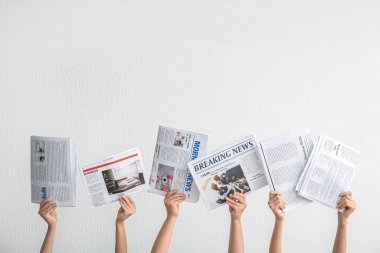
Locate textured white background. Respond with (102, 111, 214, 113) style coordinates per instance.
(1, 0, 379, 252)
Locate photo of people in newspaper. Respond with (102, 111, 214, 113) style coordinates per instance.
(203, 165, 251, 206)
(154, 164, 174, 192)
(173, 131, 186, 147)
(34, 140, 46, 163)
(102, 162, 145, 195)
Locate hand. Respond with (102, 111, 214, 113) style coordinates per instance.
(337, 191, 356, 224)
(226, 192, 246, 221)
(268, 191, 286, 222)
(38, 199, 57, 227)
(116, 195, 136, 224)
(164, 189, 186, 219)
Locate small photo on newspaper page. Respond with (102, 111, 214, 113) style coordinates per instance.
(149, 125, 208, 202)
(80, 148, 148, 207)
(30, 136, 77, 207)
(188, 135, 268, 210)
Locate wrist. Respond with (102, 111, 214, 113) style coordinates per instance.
(338, 217, 349, 227)
(231, 216, 242, 223)
(275, 217, 284, 224)
(230, 213, 242, 222)
(116, 219, 126, 226)
(47, 222, 57, 230)
(166, 214, 177, 221)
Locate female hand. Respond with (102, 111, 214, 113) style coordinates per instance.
(164, 189, 186, 219)
(116, 195, 136, 224)
(38, 199, 57, 227)
(226, 192, 247, 221)
(268, 191, 286, 222)
(337, 191, 356, 224)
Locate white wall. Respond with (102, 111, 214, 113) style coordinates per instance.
(1, 1, 379, 252)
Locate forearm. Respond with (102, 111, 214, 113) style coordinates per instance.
(151, 216, 176, 253)
(269, 220, 283, 253)
(40, 224, 57, 253)
(115, 222, 127, 253)
(228, 218, 244, 253)
(332, 220, 348, 253)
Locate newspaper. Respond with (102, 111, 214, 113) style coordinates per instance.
(149, 126, 208, 202)
(80, 148, 148, 207)
(296, 135, 360, 210)
(31, 136, 76, 207)
(188, 135, 267, 210)
(258, 129, 313, 211)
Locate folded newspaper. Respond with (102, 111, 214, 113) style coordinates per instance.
(31, 136, 77, 207)
(258, 129, 314, 211)
(188, 135, 267, 210)
(149, 126, 208, 202)
(80, 148, 148, 207)
(296, 135, 360, 210)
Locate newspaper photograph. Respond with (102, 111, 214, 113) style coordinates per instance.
(80, 148, 148, 207)
(296, 135, 360, 210)
(149, 126, 208, 202)
(188, 135, 268, 210)
(258, 129, 314, 211)
(31, 136, 77, 207)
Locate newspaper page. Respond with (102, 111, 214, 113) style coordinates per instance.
(31, 136, 76, 207)
(258, 129, 313, 210)
(149, 126, 208, 202)
(296, 135, 360, 210)
(188, 135, 267, 210)
(80, 148, 148, 207)
(296, 135, 322, 192)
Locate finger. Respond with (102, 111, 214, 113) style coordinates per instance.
(127, 196, 136, 208)
(337, 196, 350, 206)
(275, 195, 283, 203)
(226, 197, 239, 207)
(40, 201, 55, 212)
(168, 192, 185, 201)
(337, 199, 350, 209)
(233, 192, 246, 201)
(172, 195, 186, 203)
(343, 200, 354, 209)
(231, 194, 245, 204)
(120, 197, 128, 207)
(345, 195, 354, 203)
(45, 203, 57, 213)
(174, 197, 186, 205)
(226, 198, 239, 208)
(270, 191, 282, 197)
(167, 189, 179, 196)
(339, 191, 352, 197)
(124, 196, 133, 208)
(123, 204, 133, 213)
(273, 200, 284, 209)
(278, 199, 286, 209)
(40, 199, 50, 208)
(226, 197, 243, 207)
(40, 199, 53, 209)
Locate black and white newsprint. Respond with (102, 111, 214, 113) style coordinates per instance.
(149, 126, 208, 202)
(188, 135, 267, 210)
(296, 135, 360, 210)
(258, 129, 314, 211)
(80, 148, 148, 207)
(31, 136, 77, 207)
